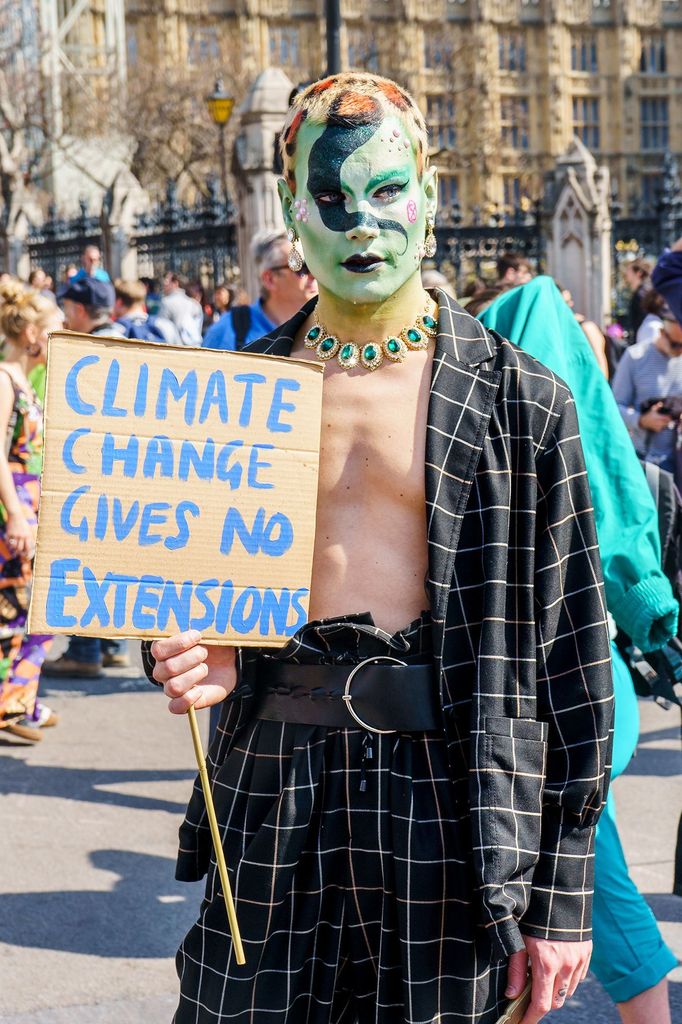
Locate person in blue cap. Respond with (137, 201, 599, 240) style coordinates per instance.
(58, 275, 118, 338)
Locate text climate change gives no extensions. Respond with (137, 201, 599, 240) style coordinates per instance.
(43, 352, 314, 640)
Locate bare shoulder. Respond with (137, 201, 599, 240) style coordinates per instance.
(0, 368, 16, 405)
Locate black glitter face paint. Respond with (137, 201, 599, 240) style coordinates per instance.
(307, 123, 409, 251)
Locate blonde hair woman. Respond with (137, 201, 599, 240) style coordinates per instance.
(0, 280, 62, 741)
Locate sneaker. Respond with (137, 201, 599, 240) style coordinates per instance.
(33, 702, 59, 728)
(102, 652, 130, 668)
(5, 717, 43, 741)
(41, 656, 102, 678)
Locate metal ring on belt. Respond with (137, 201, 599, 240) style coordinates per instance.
(341, 656, 406, 734)
(252, 656, 441, 733)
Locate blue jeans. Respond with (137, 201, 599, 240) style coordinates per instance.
(65, 636, 128, 664)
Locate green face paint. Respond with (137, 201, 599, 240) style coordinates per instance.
(284, 115, 434, 306)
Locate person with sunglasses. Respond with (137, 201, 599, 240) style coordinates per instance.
(202, 229, 317, 351)
(612, 307, 682, 475)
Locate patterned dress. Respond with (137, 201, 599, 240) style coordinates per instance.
(0, 369, 52, 727)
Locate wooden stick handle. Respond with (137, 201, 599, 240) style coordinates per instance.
(187, 704, 246, 965)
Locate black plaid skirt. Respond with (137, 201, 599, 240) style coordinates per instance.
(173, 614, 508, 1023)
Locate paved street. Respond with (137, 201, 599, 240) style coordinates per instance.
(1, 643, 680, 1023)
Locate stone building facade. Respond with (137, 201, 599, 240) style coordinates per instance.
(124, 0, 682, 219)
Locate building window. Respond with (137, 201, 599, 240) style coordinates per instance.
(571, 32, 598, 72)
(269, 25, 300, 68)
(426, 95, 456, 150)
(187, 26, 220, 67)
(498, 31, 526, 72)
(438, 175, 459, 211)
(572, 96, 600, 149)
(347, 27, 379, 72)
(641, 173, 662, 210)
(640, 98, 669, 150)
(500, 96, 529, 150)
(424, 28, 453, 69)
(503, 176, 530, 210)
(640, 35, 667, 74)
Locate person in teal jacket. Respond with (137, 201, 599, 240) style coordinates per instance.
(479, 275, 678, 1024)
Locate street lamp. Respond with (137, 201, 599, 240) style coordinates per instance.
(206, 78, 235, 209)
(325, 0, 341, 75)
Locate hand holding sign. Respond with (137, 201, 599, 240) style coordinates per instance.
(151, 630, 237, 714)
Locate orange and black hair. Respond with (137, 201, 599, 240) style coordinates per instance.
(279, 73, 429, 194)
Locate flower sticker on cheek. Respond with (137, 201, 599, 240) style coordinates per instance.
(406, 200, 417, 224)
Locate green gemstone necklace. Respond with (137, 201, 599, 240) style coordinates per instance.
(304, 302, 439, 372)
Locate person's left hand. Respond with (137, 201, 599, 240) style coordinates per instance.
(506, 936, 591, 1022)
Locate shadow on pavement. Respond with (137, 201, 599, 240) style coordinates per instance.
(636, 724, 682, 745)
(644, 892, 682, 923)
(38, 672, 151, 697)
(0, 756, 194, 813)
(619, 744, 682, 777)
(0, 849, 202, 958)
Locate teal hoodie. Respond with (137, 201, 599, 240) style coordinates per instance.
(479, 276, 677, 651)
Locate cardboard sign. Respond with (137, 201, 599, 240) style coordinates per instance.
(28, 332, 324, 646)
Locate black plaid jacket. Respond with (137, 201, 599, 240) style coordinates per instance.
(144, 290, 613, 962)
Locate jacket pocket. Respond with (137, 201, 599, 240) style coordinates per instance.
(484, 716, 548, 877)
(473, 716, 548, 926)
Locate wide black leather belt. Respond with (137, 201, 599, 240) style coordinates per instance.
(253, 656, 441, 734)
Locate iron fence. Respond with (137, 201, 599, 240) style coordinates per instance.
(610, 153, 682, 328)
(27, 177, 239, 291)
(433, 201, 544, 292)
(132, 178, 238, 288)
(26, 199, 102, 287)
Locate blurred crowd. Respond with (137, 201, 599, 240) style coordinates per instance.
(0, 229, 680, 1023)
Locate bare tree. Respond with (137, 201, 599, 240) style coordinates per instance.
(0, 0, 125, 267)
(0, 2, 47, 263)
(0, 0, 249, 267)
(124, 63, 247, 199)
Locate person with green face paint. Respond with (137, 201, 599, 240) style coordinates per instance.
(147, 74, 613, 1024)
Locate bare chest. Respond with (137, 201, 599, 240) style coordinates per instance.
(290, 336, 434, 628)
(316, 353, 431, 510)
